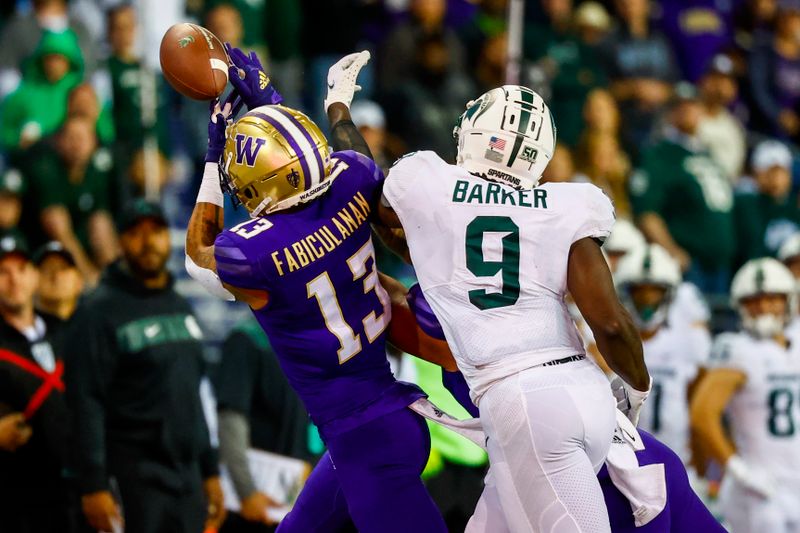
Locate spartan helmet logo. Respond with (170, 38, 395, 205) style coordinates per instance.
(177, 35, 194, 48)
(286, 169, 301, 188)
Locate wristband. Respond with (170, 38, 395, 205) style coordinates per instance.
(197, 162, 224, 207)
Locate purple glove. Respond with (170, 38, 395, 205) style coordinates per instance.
(205, 91, 243, 163)
(226, 43, 283, 109)
(406, 284, 446, 340)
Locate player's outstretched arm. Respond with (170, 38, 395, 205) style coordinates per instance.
(568, 237, 650, 395)
(379, 273, 457, 371)
(185, 95, 267, 308)
(324, 52, 373, 159)
(689, 368, 743, 465)
(186, 98, 234, 295)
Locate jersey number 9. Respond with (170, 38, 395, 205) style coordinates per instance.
(465, 216, 521, 310)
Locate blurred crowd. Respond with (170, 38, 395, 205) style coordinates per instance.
(2, 0, 800, 300)
(2, 0, 800, 531)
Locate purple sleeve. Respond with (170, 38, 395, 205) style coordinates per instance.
(334, 150, 385, 210)
(406, 284, 445, 340)
(405, 284, 480, 417)
(214, 232, 266, 290)
(442, 370, 479, 418)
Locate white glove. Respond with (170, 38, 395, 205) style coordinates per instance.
(324, 51, 370, 111)
(610, 374, 651, 426)
(726, 455, 776, 499)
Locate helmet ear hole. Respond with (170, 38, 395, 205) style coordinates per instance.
(243, 186, 255, 200)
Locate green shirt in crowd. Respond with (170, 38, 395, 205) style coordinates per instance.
(630, 137, 735, 272)
(733, 190, 800, 264)
(1, 30, 84, 151)
(23, 142, 113, 249)
(107, 56, 170, 153)
(524, 24, 606, 146)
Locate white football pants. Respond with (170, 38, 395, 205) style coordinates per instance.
(466, 358, 616, 533)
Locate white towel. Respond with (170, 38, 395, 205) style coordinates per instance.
(408, 398, 487, 449)
(605, 410, 668, 526)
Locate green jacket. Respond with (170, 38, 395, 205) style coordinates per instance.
(65, 263, 218, 494)
(630, 136, 735, 271)
(524, 24, 606, 146)
(733, 191, 800, 265)
(1, 30, 84, 151)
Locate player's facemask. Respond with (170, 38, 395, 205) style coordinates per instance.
(219, 105, 333, 217)
(625, 286, 673, 333)
(742, 312, 786, 339)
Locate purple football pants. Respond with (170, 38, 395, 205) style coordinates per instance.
(278, 406, 447, 533)
(599, 430, 725, 532)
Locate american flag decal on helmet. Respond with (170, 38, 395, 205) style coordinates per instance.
(489, 136, 506, 150)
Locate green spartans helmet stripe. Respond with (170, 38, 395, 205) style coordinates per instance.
(642, 248, 653, 278)
(507, 88, 534, 167)
(755, 266, 766, 292)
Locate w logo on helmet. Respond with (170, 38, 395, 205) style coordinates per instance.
(234, 134, 266, 167)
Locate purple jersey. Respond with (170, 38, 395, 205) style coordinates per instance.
(214, 150, 423, 438)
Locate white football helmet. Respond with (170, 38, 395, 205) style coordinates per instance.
(605, 219, 646, 255)
(731, 258, 797, 338)
(615, 244, 681, 331)
(778, 233, 800, 262)
(453, 85, 556, 190)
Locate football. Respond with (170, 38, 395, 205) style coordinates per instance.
(160, 23, 228, 100)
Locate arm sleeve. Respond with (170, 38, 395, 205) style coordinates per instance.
(406, 284, 445, 340)
(218, 410, 258, 499)
(572, 184, 616, 244)
(329, 120, 373, 160)
(64, 305, 115, 493)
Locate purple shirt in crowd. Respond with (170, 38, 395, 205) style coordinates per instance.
(656, 0, 739, 81)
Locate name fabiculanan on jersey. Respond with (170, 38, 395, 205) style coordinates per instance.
(271, 191, 371, 276)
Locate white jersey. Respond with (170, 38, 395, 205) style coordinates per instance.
(670, 282, 710, 326)
(711, 332, 800, 481)
(636, 322, 705, 462)
(383, 151, 615, 401)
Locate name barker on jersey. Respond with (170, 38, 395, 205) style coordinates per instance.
(452, 179, 548, 208)
(270, 190, 372, 276)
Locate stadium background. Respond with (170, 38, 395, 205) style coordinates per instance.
(0, 0, 797, 531)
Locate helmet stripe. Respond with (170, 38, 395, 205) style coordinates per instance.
(249, 110, 313, 190)
(273, 107, 326, 187)
(257, 107, 322, 187)
(507, 88, 534, 167)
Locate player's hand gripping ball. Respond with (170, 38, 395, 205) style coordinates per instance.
(160, 23, 229, 100)
(226, 44, 283, 109)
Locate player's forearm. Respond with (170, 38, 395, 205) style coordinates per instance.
(694, 415, 736, 466)
(592, 309, 649, 391)
(690, 372, 741, 465)
(186, 201, 223, 270)
(327, 102, 373, 159)
(373, 226, 411, 263)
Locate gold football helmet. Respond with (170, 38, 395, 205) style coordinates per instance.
(220, 105, 333, 215)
